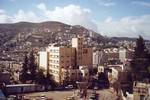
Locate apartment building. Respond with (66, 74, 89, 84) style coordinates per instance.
(104, 48, 119, 60)
(93, 50, 108, 67)
(133, 82, 150, 100)
(82, 48, 93, 67)
(39, 51, 49, 70)
(119, 47, 133, 62)
(72, 37, 83, 66)
(39, 37, 92, 84)
(47, 46, 76, 83)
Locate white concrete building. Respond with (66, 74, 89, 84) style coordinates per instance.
(79, 66, 89, 81)
(93, 50, 108, 67)
(108, 68, 118, 83)
(39, 51, 49, 70)
(119, 47, 133, 62)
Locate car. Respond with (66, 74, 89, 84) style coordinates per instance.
(94, 86, 98, 90)
(65, 85, 73, 89)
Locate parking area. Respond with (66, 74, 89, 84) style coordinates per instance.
(22, 88, 117, 100)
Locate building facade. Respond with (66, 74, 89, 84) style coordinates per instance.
(93, 50, 108, 67)
(133, 82, 150, 100)
(39, 37, 92, 84)
(119, 47, 133, 62)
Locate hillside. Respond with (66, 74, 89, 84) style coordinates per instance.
(0, 21, 149, 62)
(0, 21, 107, 48)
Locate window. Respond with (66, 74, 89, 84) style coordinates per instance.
(83, 49, 88, 54)
(57, 60, 59, 63)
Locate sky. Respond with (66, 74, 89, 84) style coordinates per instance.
(0, 0, 150, 39)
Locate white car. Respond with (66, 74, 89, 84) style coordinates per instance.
(65, 85, 73, 89)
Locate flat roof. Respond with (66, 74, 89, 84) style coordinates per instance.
(6, 84, 37, 87)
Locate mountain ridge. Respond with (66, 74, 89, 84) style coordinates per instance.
(0, 21, 141, 49)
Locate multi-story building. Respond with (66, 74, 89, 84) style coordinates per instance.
(93, 50, 108, 67)
(82, 48, 93, 68)
(39, 37, 92, 84)
(104, 48, 119, 60)
(39, 51, 49, 71)
(133, 82, 150, 100)
(119, 47, 133, 62)
(47, 46, 76, 83)
(72, 37, 83, 66)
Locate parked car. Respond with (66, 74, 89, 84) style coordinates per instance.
(65, 85, 73, 89)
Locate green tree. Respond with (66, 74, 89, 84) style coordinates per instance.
(45, 73, 56, 90)
(20, 54, 30, 83)
(134, 36, 149, 58)
(35, 68, 46, 84)
(35, 68, 56, 90)
(28, 50, 37, 81)
(131, 36, 150, 82)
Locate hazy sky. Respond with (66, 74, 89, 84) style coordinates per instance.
(0, 0, 150, 39)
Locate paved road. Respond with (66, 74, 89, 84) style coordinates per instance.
(97, 89, 118, 100)
(23, 89, 118, 100)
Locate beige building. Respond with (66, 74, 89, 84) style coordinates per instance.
(72, 37, 92, 67)
(72, 37, 83, 66)
(39, 37, 92, 84)
(133, 82, 150, 100)
(82, 48, 93, 67)
(61, 66, 89, 84)
(45, 46, 76, 83)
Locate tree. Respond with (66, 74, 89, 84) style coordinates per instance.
(45, 73, 56, 90)
(131, 36, 150, 82)
(35, 68, 46, 85)
(20, 50, 38, 83)
(35, 68, 56, 90)
(28, 50, 38, 81)
(20, 54, 30, 83)
(134, 36, 149, 59)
